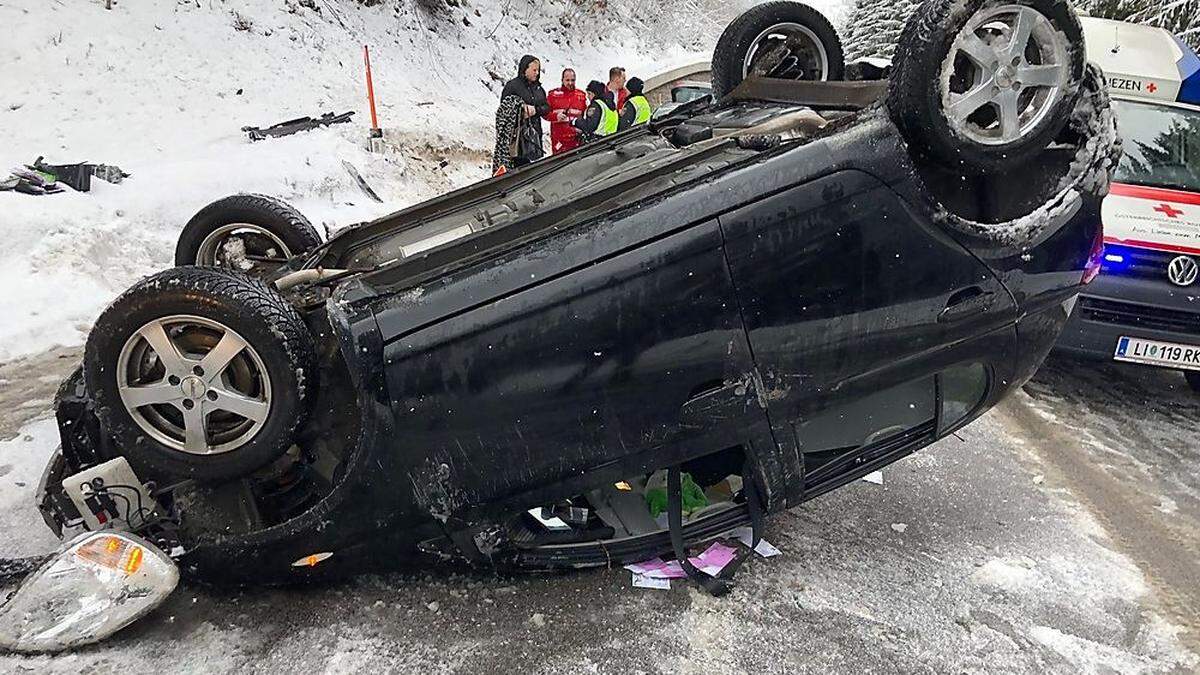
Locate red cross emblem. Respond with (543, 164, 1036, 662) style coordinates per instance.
(1147, 82, 1158, 93)
(1155, 203, 1185, 218)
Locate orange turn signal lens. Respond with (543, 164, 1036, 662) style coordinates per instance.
(291, 552, 333, 568)
(75, 535, 145, 576)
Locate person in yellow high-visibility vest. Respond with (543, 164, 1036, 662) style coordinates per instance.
(571, 80, 619, 143)
(618, 77, 652, 131)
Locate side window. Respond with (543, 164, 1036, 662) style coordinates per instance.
(938, 363, 990, 435)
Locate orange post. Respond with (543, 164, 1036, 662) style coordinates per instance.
(363, 45, 382, 138)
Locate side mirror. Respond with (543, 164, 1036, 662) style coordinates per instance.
(0, 531, 178, 653)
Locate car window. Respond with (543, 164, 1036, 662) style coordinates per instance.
(1112, 99, 1200, 193)
(672, 85, 712, 103)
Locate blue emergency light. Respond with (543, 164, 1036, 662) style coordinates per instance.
(1100, 245, 1135, 274)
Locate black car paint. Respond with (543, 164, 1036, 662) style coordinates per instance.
(53, 104, 1100, 584)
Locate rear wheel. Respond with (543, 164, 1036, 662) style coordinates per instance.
(85, 266, 317, 482)
(888, 0, 1084, 174)
(711, 2, 845, 98)
(176, 194, 321, 279)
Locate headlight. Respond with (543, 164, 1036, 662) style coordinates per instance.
(0, 531, 178, 653)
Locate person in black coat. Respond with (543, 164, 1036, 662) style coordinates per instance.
(571, 80, 610, 143)
(499, 55, 550, 164)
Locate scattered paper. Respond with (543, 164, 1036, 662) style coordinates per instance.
(861, 471, 883, 485)
(731, 527, 782, 558)
(624, 542, 741, 579)
(632, 573, 671, 590)
(527, 507, 569, 531)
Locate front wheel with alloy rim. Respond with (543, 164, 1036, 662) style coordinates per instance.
(85, 266, 317, 482)
(175, 194, 321, 279)
(887, 0, 1084, 174)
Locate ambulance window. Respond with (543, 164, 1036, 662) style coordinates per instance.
(1112, 100, 1200, 193)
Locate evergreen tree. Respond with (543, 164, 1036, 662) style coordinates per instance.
(1081, 0, 1199, 50)
(1128, 0, 1199, 51)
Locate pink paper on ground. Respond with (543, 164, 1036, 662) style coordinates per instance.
(623, 541, 740, 579)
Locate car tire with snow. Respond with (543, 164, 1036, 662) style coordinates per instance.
(84, 266, 317, 482)
(888, 0, 1084, 174)
(175, 194, 321, 278)
(711, 1, 845, 98)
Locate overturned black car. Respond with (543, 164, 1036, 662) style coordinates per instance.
(39, 0, 1119, 589)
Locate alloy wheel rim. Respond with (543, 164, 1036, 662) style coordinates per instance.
(742, 22, 830, 82)
(116, 315, 272, 455)
(195, 223, 292, 275)
(940, 4, 1069, 146)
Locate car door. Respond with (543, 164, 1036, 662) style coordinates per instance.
(378, 217, 770, 520)
(719, 169, 1017, 496)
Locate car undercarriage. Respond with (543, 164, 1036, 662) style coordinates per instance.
(2, 0, 1124, 654)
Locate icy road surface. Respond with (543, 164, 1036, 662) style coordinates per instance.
(0, 351, 1196, 673)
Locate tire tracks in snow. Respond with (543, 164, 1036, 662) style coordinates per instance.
(996, 394, 1200, 654)
(0, 345, 81, 440)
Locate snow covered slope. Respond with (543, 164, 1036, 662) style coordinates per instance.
(0, 0, 847, 362)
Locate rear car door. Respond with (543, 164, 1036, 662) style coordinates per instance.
(719, 169, 1017, 501)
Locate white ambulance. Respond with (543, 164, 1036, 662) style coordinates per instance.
(1055, 17, 1200, 389)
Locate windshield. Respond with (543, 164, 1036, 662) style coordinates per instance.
(672, 85, 711, 103)
(1112, 99, 1200, 193)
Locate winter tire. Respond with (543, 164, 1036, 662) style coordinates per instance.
(712, 2, 845, 98)
(888, 0, 1084, 174)
(85, 266, 317, 482)
(175, 194, 321, 278)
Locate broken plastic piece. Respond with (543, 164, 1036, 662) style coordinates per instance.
(242, 110, 354, 141)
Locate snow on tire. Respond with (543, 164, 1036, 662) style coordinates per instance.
(888, 0, 1085, 174)
(175, 194, 321, 278)
(84, 266, 317, 482)
(711, 2, 845, 98)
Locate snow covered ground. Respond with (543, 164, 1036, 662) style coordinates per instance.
(1, 0, 843, 362)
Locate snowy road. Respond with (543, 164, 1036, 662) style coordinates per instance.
(0, 351, 1197, 672)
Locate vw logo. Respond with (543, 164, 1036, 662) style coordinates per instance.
(1167, 255, 1199, 287)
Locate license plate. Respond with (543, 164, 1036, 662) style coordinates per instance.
(1114, 336, 1200, 370)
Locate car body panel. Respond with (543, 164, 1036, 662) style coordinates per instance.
(43, 85, 1109, 584)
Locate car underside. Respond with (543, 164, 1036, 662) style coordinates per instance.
(7, 4, 1116, 641)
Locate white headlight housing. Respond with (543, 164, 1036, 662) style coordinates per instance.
(0, 531, 178, 653)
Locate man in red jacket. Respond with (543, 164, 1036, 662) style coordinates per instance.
(545, 68, 588, 155)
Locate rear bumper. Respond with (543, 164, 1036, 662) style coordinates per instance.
(1054, 272, 1200, 362)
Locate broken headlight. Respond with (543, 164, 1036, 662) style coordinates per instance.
(0, 531, 178, 653)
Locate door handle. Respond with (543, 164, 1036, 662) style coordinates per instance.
(938, 287, 995, 323)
